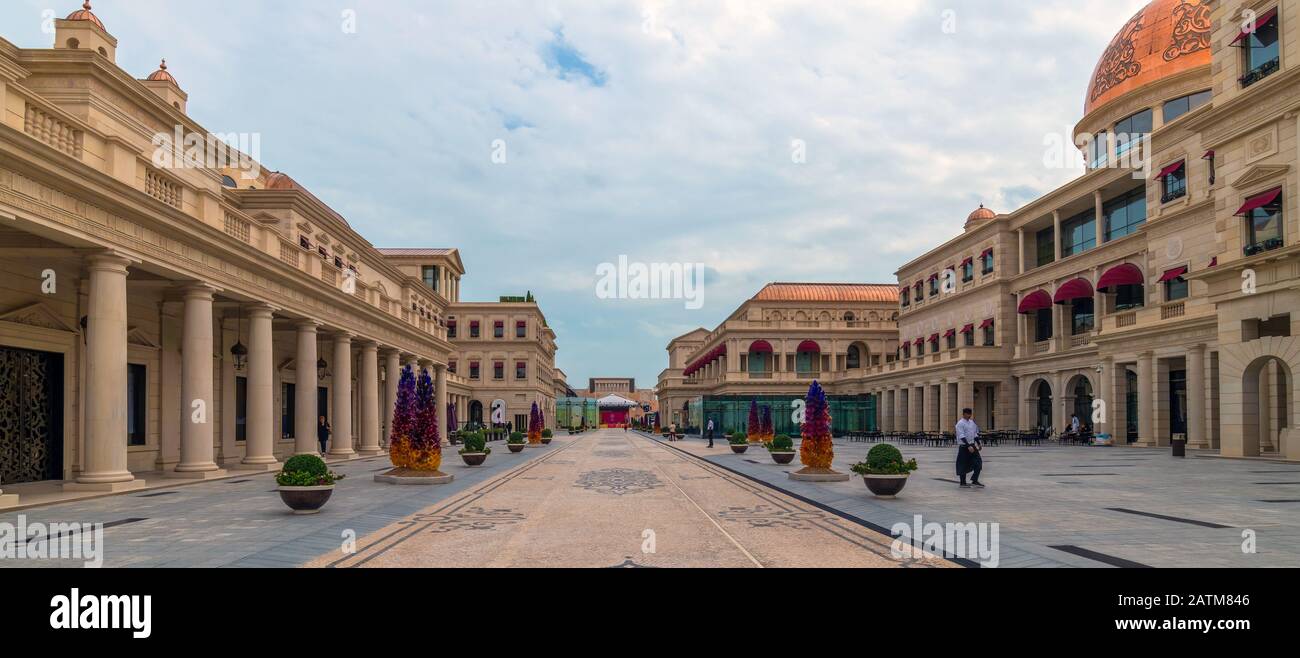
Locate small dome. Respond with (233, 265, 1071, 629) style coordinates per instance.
(967, 205, 997, 223)
(265, 172, 300, 190)
(66, 1, 105, 30)
(146, 59, 177, 84)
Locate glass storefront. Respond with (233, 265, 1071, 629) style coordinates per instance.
(555, 397, 598, 429)
(697, 394, 876, 437)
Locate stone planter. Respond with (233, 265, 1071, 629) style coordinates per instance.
(460, 452, 488, 467)
(508, 443, 526, 453)
(770, 452, 796, 465)
(730, 444, 749, 454)
(542, 438, 553, 445)
(862, 474, 910, 498)
(277, 485, 334, 515)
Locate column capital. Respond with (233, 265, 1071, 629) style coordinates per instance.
(178, 283, 221, 299)
(359, 340, 380, 352)
(295, 318, 322, 331)
(86, 251, 138, 271)
(332, 331, 355, 343)
(246, 303, 280, 317)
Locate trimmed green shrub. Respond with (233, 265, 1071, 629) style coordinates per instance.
(729, 432, 749, 445)
(508, 431, 526, 445)
(851, 443, 918, 476)
(542, 429, 553, 438)
(459, 431, 490, 455)
(277, 454, 344, 486)
(282, 454, 327, 477)
(769, 434, 794, 452)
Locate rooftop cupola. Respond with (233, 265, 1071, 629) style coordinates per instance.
(55, 2, 117, 63)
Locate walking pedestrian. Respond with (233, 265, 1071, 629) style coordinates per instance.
(706, 418, 715, 448)
(317, 416, 331, 455)
(955, 408, 984, 489)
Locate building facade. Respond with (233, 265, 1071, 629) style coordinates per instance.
(0, 5, 562, 507)
(660, 0, 1298, 460)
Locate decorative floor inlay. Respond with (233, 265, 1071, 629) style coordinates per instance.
(573, 468, 663, 496)
(398, 506, 527, 534)
(717, 504, 826, 530)
(594, 450, 633, 459)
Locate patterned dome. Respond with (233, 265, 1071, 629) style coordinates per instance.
(65, 1, 105, 31)
(1085, 0, 1212, 117)
(967, 205, 996, 223)
(146, 59, 177, 84)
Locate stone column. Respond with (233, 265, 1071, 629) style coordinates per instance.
(1137, 352, 1155, 446)
(1101, 357, 1116, 438)
(435, 364, 448, 446)
(330, 334, 356, 459)
(1094, 190, 1105, 248)
(174, 285, 226, 479)
(358, 342, 383, 456)
(938, 380, 952, 434)
(1052, 210, 1063, 262)
(957, 379, 976, 422)
(1051, 371, 1065, 436)
(923, 383, 937, 432)
(68, 254, 144, 491)
(1187, 344, 1207, 449)
(294, 321, 320, 455)
(908, 386, 923, 432)
(240, 304, 280, 470)
(384, 350, 401, 446)
(894, 388, 906, 432)
(1017, 229, 1025, 275)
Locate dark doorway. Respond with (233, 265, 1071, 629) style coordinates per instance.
(0, 346, 64, 483)
(1035, 382, 1053, 430)
(469, 400, 484, 426)
(1169, 369, 1188, 440)
(317, 386, 329, 423)
(1126, 370, 1139, 443)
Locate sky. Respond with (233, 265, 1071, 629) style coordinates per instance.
(0, 0, 1151, 388)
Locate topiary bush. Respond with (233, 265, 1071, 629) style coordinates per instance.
(459, 431, 490, 455)
(277, 454, 344, 486)
(542, 429, 553, 438)
(508, 431, 526, 445)
(851, 443, 918, 476)
(729, 432, 749, 445)
(769, 434, 794, 452)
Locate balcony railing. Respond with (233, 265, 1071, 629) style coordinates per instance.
(1241, 58, 1280, 88)
(1244, 238, 1284, 257)
(1161, 302, 1186, 320)
(1033, 341, 1051, 354)
(1116, 312, 1137, 328)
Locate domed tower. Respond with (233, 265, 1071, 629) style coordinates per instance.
(54, 2, 117, 62)
(1074, 0, 1213, 162)
(964, 204, 997, 231)
(139, 59, 188, 113)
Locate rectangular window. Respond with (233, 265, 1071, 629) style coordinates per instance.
(1114, 284, 1145, 311)
(469, 362, 480, 380)
(493, 321, 505, 339)
(1161, 162, 1187, 203)
(983, 322, 995, 347)
(516, 361, 527, 380)
(1104, 188, 1147, 241)
(1246, 199, 1284, 255)
(1163, 90, 1211, 123)
(964, 330, 975, 347)
(981, 250, 994, 274)
(422, 266, 439, 291)
(928, 276, 939, 297)
(962, 260, 974, 282)
(1241, 9, 1281, 87)
(1036, 227, 1056, 267)
(1035, 308, 1053, 342)
(235, 376, 248, 442)
(493, 362, 505, 380)
(1090, 131, 1109, 169)
(1114, 109, 1153, 161)
(282, 383, 296, 440)
(516, 321, 527, 338)
(900, 291, 910, 308)
(447, 321, 457, 339)
(913, 283, 923, 302)
(470, 321, 480, 338)
(946, 333, 956, 350)
(127, 363, 146, 446)
(1071, 298, 1095, 335)
(1060, 210, 1096, 258)
(1165, 275, 1189, 302)
(902, 344, 910, 359)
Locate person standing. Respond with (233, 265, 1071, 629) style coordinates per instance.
(955, 408, 984, 489)
(317, 416, 331, 456)
(706, 418, 715, 448)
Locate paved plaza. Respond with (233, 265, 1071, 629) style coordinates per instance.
(2, 429, 1298, 568)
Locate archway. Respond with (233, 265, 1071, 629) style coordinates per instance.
(1066, 375, 1094, 431)
(1031, 379, 1053, 431)
(1241, 356, 1293, 456)
(796, 340, 821, 376)
(846, 341, 871, 370)
(469, 400, 484, 427)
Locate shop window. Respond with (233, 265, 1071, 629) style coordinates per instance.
(127, 363, 147, 446)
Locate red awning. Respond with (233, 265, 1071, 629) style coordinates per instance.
(1235, 188, 1282, 216)
(928, 273, 939, 281)
(929, 334, 940, 343)
(960, 324, 975, 334)
(748, 340, 773, 353)
(961, 257, 974, 267)
(1096, 263, 1144, 292)
(979, 318, 995, 329)
(943, 329, 956, 338)
(980, 248, 994, 258)
(1202, 150, 1215, 160)
(1018, 290, 1053, 314)
(913, 338, 925, 347)
(1158, 266, 1188, 283)
(1209, 257, 1218, 268)
(797, 340, 821, 353)
(1155, 160, 1185, 180)
(1231, 7, 1278, 46)
(1053, 278, 1094, 304)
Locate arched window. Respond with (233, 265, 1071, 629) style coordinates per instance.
(844, 312, 856, 322)
(846, 345, 861, 369)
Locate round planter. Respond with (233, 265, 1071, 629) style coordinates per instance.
(508, 443, 526, 453)
(730, 444, 749, 454)
(862, 474, 910, 498)
(460, 452, 488, 467)
(770, 451, 796, 465)
(542, 438, 553, 445)
(278, 485, 335, 515)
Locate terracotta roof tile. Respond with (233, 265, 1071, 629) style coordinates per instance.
(753, 283, 900, 304)
(377, 248, 455, 257)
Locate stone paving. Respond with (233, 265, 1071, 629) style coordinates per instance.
(309, 430, 945, 568)
(657, 432, 1300, 568)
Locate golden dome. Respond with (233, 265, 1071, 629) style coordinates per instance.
(265, 172, 300, 190)
(967, 205, 996, 223)
(146, 59, 177, 84)
(65, 1, 105, 30)
(1084, 0, 1211, 117)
